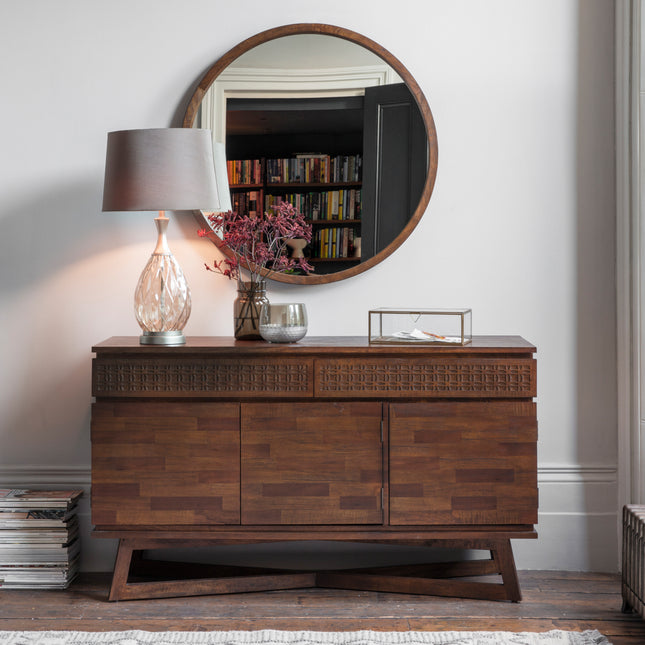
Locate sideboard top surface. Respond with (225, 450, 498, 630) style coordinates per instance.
(93, 335, 535, 356)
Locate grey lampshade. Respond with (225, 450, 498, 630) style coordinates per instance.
(102, 128, 221, 212)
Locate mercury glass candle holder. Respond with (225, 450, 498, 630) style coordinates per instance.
(259, 303, 308, 343)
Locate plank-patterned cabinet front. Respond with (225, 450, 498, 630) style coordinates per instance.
(388, 400, 538, 526)
(241, 401, 384, 525)
(91, 401, 240, 526)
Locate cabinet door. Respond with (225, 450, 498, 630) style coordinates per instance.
(91, 401, 240, 527)
(389, 401, 537, 526)
(241, 402, 383, 525)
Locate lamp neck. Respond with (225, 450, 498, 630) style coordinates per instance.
(153, 210, 172, 256)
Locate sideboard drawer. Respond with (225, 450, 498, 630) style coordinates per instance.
(315, 357, 537, 398)
(92, 357, 314, 398)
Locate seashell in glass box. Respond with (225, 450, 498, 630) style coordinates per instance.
(368, 308, 472, 345)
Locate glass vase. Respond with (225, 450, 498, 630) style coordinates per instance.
(234, 280, 268, 340)
(259, 303, 308, 343)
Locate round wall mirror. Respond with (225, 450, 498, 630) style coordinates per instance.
(183, 23, 438, 284)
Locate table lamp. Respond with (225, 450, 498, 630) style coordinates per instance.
(102, 128, 221, 345)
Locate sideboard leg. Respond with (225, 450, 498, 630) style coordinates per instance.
(108, 539, 135, 602)
(492, 539, 522, 602)
(103, 537, 527, 602)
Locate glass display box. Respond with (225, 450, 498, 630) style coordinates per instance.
(368, 308, 472, 345)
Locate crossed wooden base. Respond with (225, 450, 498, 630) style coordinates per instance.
(106, 537, 524, 603)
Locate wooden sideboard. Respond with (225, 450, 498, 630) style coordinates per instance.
(91, 336, 537, 601)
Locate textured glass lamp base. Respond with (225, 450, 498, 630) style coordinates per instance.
(139, 330, 186, 346)
(134, 215, 191, 347)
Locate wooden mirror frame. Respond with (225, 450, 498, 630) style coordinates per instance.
(183, 23, 438, 285)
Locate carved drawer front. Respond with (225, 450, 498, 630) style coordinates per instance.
(241, 402, 383, 525)
(92, 357, 313, 398)
(389, 401, 538, 526)
(315, 357, 536, 398)
(91, 401, 240, 527)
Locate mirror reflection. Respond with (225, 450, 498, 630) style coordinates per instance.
(185, 28, 436, 283)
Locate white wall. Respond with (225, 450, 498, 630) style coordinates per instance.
(0, 0, 617, 572)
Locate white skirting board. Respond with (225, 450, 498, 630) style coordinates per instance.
(0, 464, 619, 573)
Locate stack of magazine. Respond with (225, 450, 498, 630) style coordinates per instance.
(0, 489, 83, 589)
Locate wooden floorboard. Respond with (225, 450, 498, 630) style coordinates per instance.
(0, 571, 644, 645)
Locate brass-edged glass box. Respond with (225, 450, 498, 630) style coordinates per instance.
(368, 308, 472, 345)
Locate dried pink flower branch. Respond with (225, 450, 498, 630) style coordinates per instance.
(199, 202, 314, 285)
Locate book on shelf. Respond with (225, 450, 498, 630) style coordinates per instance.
(330, 191, 339, 220)
(311, 226, 357, 260)
(232, 190, 261, 218)
(226, 159, 262, 185)
(266, 154, 362, 184)
(248, 190, 259, 218)
(265, 189, 361, 222)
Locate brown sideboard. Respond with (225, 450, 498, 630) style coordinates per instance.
(91, 335, 537, 601)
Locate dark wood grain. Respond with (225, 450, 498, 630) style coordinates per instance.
(91, 336, 537, 602)
(92, 401, 240, 527)
(315, 357, 536, 398)
(105, 537, 522, 602)
(109, 540, 319, 600)
(389, 401, 538, 526)
(92, 336, 536, 400)
(93, 335, 536, 353)
(241, 402, 383, 525)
